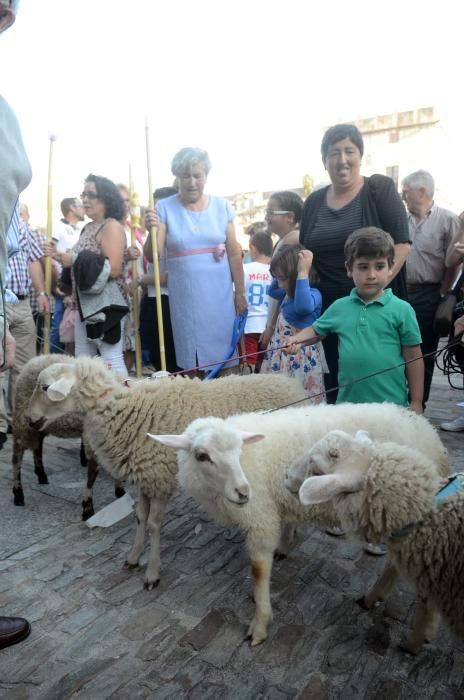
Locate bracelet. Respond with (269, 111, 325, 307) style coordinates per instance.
(38, 291, 47, 297)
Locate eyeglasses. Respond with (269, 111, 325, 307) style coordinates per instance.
(265, 209, 290, 216)
(80, 191, 99, 200)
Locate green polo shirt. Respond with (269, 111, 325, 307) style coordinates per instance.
(313, 288, 421, 405)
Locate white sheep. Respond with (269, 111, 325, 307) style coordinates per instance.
(150, 402, 448, 645)
(28, 356, 309, 589)
(12, 354, 125, 518)
(298, 429, 464, 655)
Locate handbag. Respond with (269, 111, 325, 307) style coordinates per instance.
(433, 293, 458, 337)
(433, 270, 464, 337)
(59, 306, 76, 343)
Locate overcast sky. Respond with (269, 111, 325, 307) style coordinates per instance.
(2, 0, 461, 224)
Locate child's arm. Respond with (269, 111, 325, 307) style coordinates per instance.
(403, 344, 424, 414)
(285, 325, 322, 354)
(267, 278, 286, 300)
(294, 249, 322, 315)
(294, 279, 322, 315)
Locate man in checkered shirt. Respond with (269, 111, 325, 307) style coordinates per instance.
(0, 208, 49, 438)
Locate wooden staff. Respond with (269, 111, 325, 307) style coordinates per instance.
(128, 175, 143, 378)
(144, 119, 166, 371)
(43, 134, 56, 354)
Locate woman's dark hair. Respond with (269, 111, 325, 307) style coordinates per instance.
(270, 244, 305, 298)
(85, 174, 125, 221)
(321, 123, 364, 160)
(344, 227, 395, 268)
(270, 191, 304, 225)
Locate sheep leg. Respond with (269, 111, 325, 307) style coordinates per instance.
(12, 444, 25, 507)
(124, 486, 150, 570)
(33, 432, 49, 485)
(82, 457, 98, 520)
(114, 480, 125, 499)
(246, 539, 277, 646)
(359, 557, 399, 609)
(400, 598, 438, 655)
(274, 524, 296, 560)
(144, 494, 169, 590)
(80, 440, 88, 467)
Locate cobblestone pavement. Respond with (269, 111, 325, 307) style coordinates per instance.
(0, 372, 463, 699)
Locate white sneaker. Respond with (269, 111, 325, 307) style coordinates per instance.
(440, 415, 464, 432)
(325, 526, 346, 537)
(364, 542, 388, 556)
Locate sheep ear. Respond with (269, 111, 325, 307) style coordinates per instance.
(299, 471, 364, 505)
(46, 376, 76, 401)
(355, 430, 372, 444)
(147, 433, 191, 450)
(239, 431, 266, 445)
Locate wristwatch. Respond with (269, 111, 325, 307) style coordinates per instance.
(38, 291, 47, 297)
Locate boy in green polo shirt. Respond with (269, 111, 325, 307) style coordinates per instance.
(288, 227, 424, 413)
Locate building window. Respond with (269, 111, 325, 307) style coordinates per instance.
(386, 166, 399, 190)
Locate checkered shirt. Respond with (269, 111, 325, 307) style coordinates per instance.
(7, 220, 43, 297)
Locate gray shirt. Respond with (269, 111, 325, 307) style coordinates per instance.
(0, 95, 32, 320)
(406, 204, 460, 285)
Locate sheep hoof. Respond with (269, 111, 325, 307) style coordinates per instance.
(82, 500, 95, 521)
(143, 579, 160, 591)
(123, 560, 140, 570)
(13, 486, 25, 506)
(246, 620, 268, 646)
(244, 631, 266, 647)
(115, 486, 126, 499)
(250, 637, 266, 647)
(273, 551, 287, 561)
(37, 473, 49, 485)
(357, 596, 381, 610)
(398, 640, 420, 656)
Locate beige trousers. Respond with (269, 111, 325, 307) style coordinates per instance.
(0, 298, 37, 432)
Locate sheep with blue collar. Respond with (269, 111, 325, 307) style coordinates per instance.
(299, 429, 464, 655)
(151, 403, 448, 646)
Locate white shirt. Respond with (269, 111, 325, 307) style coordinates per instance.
(243, 261, 271, 333)
(53, 219, 82, 253)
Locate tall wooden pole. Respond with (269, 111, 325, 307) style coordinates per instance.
(144, 119, 166, 371)
(43, 134, 56, 354)
(128, 167, 143, 378)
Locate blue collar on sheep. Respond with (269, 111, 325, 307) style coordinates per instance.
(390, 473, 464, 543)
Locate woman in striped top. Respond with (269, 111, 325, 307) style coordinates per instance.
(299, 123, 410, 401)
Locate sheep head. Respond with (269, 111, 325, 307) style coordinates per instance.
(149, 417, 265, 507)
(298, 430, 371, 505)
(284, 430, 369, 496)
(299, 430, 442, 541)
(28, 357, 118, 429)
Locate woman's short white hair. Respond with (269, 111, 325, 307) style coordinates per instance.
(171, 147, 211, 177)
(402, 170, 435, 198)
(0, 0, 20, 10)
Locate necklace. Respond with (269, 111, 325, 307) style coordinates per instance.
(185, 208, 204, 233)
